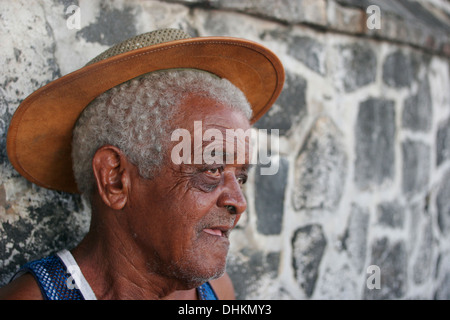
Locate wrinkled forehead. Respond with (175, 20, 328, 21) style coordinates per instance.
(170, 93, 251, 132)
(170, 95, 253, 166)
(199, 125, 253, 164)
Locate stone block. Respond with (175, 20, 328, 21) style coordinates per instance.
(336, 0, 450, 57)
(254, 157, 289, 235)
(436, 170, 450, 235)
(0, 193, 88, 285)
(254, 72, 307, 136)
(435, 272, 450, 299)
(412, 220, 433, 284)
(292, 117, 348, 211)
(341, 204, 370, 273)
(402, 140, 431, 196)
(335, 0, 375, 9)
(376, 200, 405, 228)
(382, 50, 418, 88)
(0, 112, 12, 166)
(292, 224, 327, 297)
(1, 2, 62, 107)
(76, 4, 137, 46)
(355, 98, 396, 189)
(436, 118, 450, 166)
(402, 77, 433, 132)
(364, 237, 407, 299)
(212, 0, 328, 26)
(288, 36, 326, 75)
(434, 254, 450, 299)
(334, 42, 377, 92)
(294, 0, 328, 26)
(327, 0, 365, 34)
(317, 264, 359, 299)
(227, 249, 280, 299)
(396, 0, 450, 34)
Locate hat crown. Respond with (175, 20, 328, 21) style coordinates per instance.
(86, 28, 191, 65)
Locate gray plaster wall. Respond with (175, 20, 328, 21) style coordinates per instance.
(1, 0, 450, 299)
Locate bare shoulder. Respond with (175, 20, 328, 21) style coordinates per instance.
(0, 273, 43, 300)
(209, 272, 236, 300)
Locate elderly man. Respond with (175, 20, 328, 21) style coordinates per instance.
(0, 29, 284, 300)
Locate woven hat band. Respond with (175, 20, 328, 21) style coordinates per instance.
(86, 29, 191, 65)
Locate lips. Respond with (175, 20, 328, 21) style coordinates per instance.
(203, 228, 223, 236)
(202, 226, 231, 238)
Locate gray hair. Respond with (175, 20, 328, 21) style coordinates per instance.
(71, 69, 252, 195)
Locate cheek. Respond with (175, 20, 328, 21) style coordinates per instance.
(185, 189, 219, 212)
(158, 189, 216, 240)
(131, 174, 223, 254)
(171, 190, 224, 250)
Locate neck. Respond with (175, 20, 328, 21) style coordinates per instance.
(71, 195, 197, 300)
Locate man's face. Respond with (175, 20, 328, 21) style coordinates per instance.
(126, 94, 251, 289)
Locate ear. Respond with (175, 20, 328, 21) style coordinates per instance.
(92, 145, 130, 210)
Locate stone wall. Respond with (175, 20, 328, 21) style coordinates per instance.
(1, 0, 450, 299)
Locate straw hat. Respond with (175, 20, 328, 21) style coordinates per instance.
(6, 28, 285, 193)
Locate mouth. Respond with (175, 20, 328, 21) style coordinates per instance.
(202, 226, 231, 238)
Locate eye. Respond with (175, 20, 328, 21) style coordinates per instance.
(204, 167, 222, 177)
(237, 175, 248, 185)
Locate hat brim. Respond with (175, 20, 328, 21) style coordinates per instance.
(6, 36, 285, 193)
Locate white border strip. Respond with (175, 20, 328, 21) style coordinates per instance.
(57, 249, 97, 300)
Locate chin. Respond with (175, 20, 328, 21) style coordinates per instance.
(168, 237, 230, 288)
(173, 258, 227, 289)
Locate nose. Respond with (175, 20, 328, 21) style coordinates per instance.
(217, 172, 247, 215)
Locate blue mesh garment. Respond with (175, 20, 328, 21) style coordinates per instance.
(197, 281, 218, 300)
(15, 254, 84, 300)
(14, 253, 218, 300)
